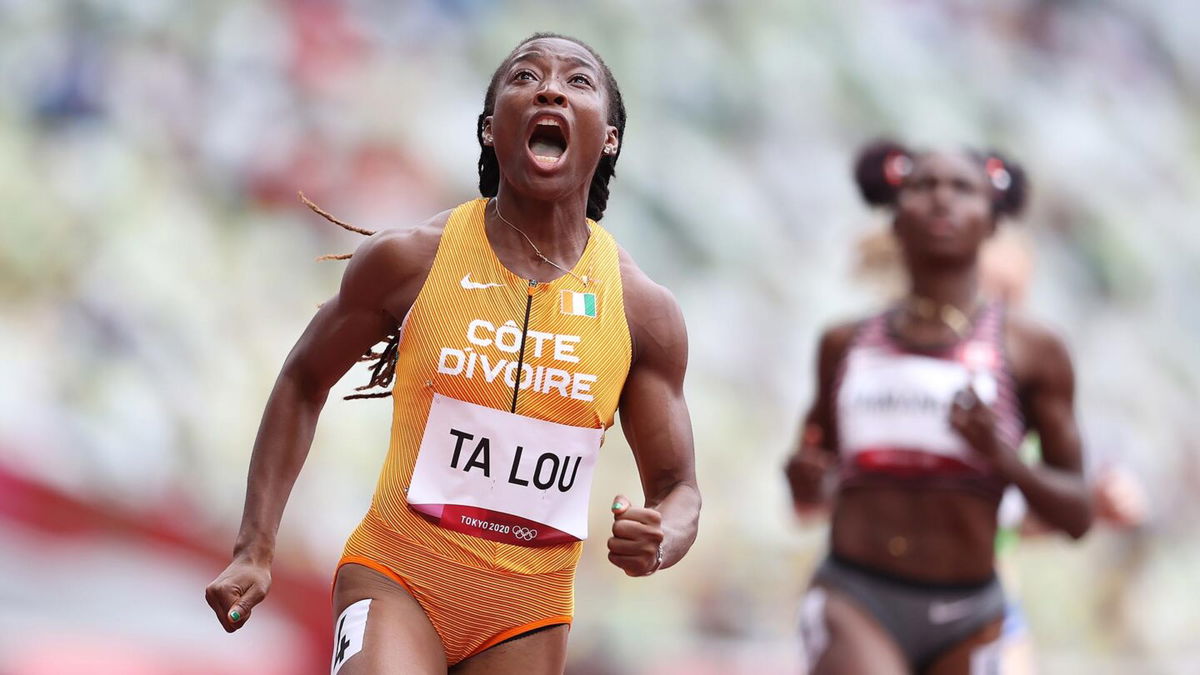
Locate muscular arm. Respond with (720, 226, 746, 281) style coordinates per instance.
(1004, 326, 1093, 538)
(609, 256, 700, 574)
(206, 217, 443, 631)
(233, 233, 413, 563)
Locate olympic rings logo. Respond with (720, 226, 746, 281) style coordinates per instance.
(512, 526, 538, 541)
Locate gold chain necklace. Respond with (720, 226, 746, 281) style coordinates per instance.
(904, 296, 976, 340)
(491, 198, 590, 286)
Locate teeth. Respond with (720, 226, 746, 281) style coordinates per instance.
(536, 118, 561, 127)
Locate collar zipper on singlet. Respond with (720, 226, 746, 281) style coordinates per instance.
(509, 279, 537, 413)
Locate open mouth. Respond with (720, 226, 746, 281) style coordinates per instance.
(528, 117, 568, 164)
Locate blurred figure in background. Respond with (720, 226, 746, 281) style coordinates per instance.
(785, 140, 1093, 674)
(205, 33, 699, 673)
(853, 181, 1150, 674)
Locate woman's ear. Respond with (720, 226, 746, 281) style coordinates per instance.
(603, 126, 619, 156)
(481, 117, 495, 146)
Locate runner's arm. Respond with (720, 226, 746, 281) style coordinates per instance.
(1004, 330, 1093, 538)
(952, 325, 1092, 539)
(206, 224, 436, 632)
(616, 279, 700, 573)
(230, 232, 411, 564)
(785, 323, 854, 512)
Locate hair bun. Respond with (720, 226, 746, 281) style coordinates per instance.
(983, 150, 1028, 217)
(854, 139, 911, 207)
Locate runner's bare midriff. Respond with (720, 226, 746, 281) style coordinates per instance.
(832, 486, 999, 583)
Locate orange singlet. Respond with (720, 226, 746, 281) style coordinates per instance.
(339, 199, 632, 664)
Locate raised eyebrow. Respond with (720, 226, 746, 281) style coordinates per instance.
(510, 50, 545, 67)
(563, 55, 599, 72)
(510, 50, 599, 74)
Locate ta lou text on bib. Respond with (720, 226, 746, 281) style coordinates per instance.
(406, 393, 603, 547)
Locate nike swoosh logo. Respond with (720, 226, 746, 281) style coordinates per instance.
(928, 597, 981, 624)
(460, 274, 504, 290)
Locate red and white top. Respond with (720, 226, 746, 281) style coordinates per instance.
(834, 302, 1025, 499)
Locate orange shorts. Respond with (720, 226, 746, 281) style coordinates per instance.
(336, 541, 574, 666)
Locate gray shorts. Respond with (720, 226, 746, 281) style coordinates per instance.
(803, 554, 1006, 671)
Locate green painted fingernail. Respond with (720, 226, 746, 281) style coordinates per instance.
(612, 501, 622, 511)
(230, 610, 242, 622)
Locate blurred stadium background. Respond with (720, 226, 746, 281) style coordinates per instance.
(2, 1, 1199, 673)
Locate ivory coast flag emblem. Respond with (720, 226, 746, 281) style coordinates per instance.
(560, 290, 597, 317)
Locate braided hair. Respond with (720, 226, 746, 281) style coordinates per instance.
(853, 138, 1028, 218)
(477, 33, 627, 221)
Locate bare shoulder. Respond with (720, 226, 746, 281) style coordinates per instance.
(1004, 312, 1074, 388)
(348, 209, 451, 280)
(339, 208, 453, 317)
(618, 247, 680, 319)
(617, 247, 686, 365)
(819, 320, 859, 360)
(807, 319, 857, 385)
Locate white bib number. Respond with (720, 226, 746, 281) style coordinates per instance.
(406, 393, 603, 546)
(838, 348, 998, 469)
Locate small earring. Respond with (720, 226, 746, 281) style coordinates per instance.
(483, 135, 493, 145)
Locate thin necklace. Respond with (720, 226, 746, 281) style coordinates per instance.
(491, 198, 590, 286)
(903, 295, 977, 340)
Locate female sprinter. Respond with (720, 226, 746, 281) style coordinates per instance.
(785, 140, 1092, 674)
(206, 34, 700, 674)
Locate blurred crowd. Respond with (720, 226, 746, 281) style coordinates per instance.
(2, 1, 1199, 673)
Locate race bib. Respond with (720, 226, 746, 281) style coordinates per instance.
(406, 393, 603, 546)
(838, 347, 998, 472)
